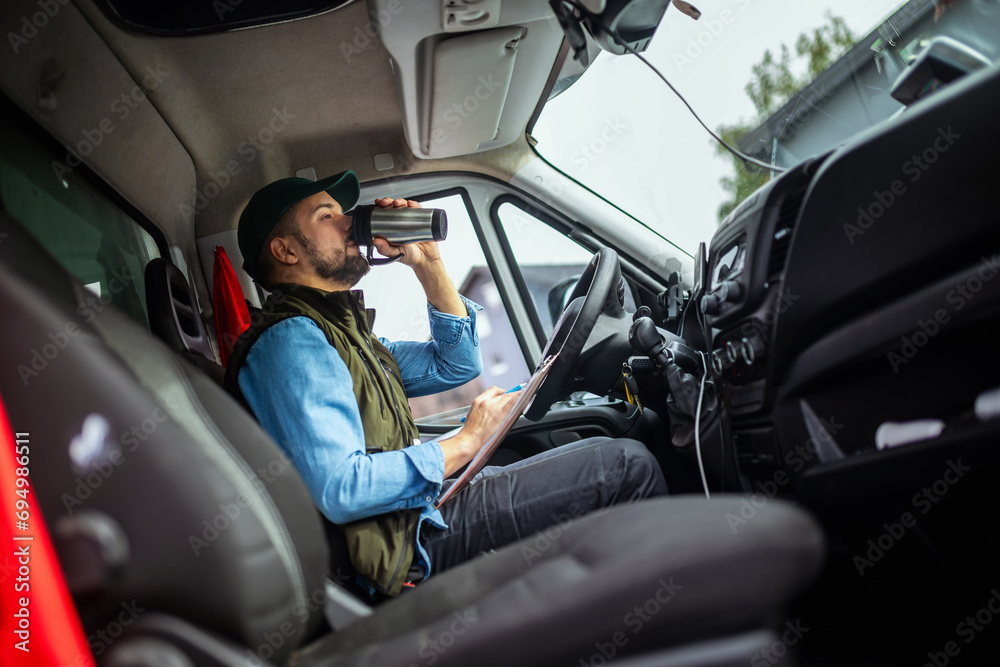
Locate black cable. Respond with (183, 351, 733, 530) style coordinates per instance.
(564, 1, 787, 174)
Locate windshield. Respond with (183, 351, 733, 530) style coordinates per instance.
(534, 0, 1000, 254)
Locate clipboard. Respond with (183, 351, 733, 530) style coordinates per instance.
(435, 353, 559, 507)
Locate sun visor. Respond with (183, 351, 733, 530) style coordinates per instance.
(426, 27, 523, 158)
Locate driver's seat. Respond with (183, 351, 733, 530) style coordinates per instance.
(0, 210, 825, 666)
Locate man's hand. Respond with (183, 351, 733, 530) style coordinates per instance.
(439, 386, 522, 477)
(370, 197, 442, 268)
(371, 196, 466, 317)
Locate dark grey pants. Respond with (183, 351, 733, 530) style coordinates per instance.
(421, 437, 667, 576)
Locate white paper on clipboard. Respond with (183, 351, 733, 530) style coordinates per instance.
(436, 353, 559, 507)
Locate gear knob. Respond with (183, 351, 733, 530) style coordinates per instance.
(629, 316, 670, 366)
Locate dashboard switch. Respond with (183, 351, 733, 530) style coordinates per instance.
(742, 336, 766, 364)
(700, 293, 721, 315)
(711, 349, 731, 375)
(725, 340, 740, 364)
(718, 280, 743, 302)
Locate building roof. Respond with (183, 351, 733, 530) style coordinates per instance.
(739, 0, 936, 157)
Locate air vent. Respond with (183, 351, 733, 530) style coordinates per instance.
(766, 186, 807, 281)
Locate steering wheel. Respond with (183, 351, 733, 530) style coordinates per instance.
(525, 247, 630, 421)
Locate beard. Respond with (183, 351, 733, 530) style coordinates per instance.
(293, 231, 370, 287)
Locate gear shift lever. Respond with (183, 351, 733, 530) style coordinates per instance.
(629, 317, 671, 366)
(629, 317, 702, 375)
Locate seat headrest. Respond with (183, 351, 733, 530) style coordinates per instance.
(145, 258, 215, 360)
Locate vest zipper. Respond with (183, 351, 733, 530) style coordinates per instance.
(387, 512, 413, 592)
(352, 301, 409, 446)
(355, 347, 386, 415)
(352, 299, 417, 592)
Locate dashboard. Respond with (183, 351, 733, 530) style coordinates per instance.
(696, 63, 1000, 511)
(699, 159, 818, 419)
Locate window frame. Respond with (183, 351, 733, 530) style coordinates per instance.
(489, 193, 601, 348)
(0, 94, 171, 260)
(406, 186, 540, 376)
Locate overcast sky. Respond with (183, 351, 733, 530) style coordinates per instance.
(533, 0, 906, 254)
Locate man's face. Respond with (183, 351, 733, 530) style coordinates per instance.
(288, 190, 370, 287)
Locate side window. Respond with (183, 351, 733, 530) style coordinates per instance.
(495, 200, 634, 338)
(359, 192, 530, 420)
(0, 126, 162, 327)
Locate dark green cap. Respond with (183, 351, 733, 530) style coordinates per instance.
(237, 170, 360, 281)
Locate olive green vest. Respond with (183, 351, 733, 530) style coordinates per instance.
(224, 283, 420, 597)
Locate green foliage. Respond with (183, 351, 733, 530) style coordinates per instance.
(715, 124, 769, 222)
(716, 13, 855, 222)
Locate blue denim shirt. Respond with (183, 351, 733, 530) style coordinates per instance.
(237, 295, 483, 582)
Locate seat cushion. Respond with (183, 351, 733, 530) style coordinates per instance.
(294, 495, 823, 667)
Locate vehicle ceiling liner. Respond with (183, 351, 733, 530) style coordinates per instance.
(93, 0, 355, 36)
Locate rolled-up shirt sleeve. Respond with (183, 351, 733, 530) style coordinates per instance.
(238, 317, 445, 525)
(383, 296, 484, 398)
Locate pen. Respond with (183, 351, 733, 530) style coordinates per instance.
(460, 384, 522, 423)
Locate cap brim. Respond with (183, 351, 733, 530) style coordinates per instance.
(288, 170, 361, 218)
(318, 169, 361, 213)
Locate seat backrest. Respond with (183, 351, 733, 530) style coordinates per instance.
(0, 213, 330, 664)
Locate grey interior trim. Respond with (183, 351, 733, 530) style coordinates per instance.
(324, 579, 374, 631)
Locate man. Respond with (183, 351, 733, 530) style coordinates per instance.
(225, 170, 666, 597)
